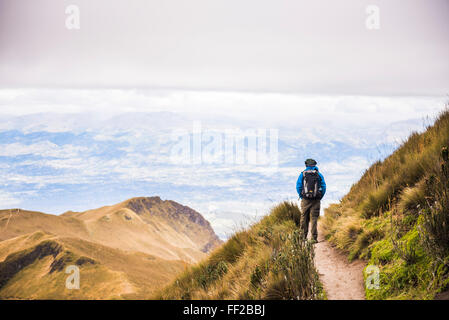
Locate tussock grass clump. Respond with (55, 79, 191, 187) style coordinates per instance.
(327, 215, 363, 252)
(156, 201, 324, 300)
(269, 201, 302, 227)
(398, 180, 427, 214)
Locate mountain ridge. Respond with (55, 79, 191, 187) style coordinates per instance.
(1, 196, 221, 261)
(0, 196, 222, 299)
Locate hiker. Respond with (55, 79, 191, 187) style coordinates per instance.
(296, 158, 326, 243)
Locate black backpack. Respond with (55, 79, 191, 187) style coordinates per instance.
(301, 170, 322, 200)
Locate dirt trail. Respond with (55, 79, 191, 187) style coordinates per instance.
(313, 224, 366, 300)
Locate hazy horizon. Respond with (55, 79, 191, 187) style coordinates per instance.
(1, 88, 447, 239)
(1, 1, 448, 238)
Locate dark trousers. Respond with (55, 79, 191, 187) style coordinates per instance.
(300, 199, 321, 241)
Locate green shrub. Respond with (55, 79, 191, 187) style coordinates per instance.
(250, 265, 264, 288)
(392, 228, 420, 265)
(196, 261, 229, 289)
(370, 239, 395, 265)
(264, 230, 323, 300)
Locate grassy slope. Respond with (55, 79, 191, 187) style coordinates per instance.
(0, 231, 186, 299)
(0, 209, 90, 242)
(0, 197, 222, 263)
(322, 109, 449, 300)
(0, 197, 223, 299)
(156, 202, 325, 300)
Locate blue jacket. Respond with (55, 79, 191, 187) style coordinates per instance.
(296, 166, 326, 199)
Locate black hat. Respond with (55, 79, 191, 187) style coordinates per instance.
(305, 158, 317, 166)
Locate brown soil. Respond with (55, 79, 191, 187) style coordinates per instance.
(314, 224, 366, 300)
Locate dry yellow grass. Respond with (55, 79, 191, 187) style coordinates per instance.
(324, 109, 449, 254)
(0, 197, 221, 299)
(156, 201, 324, 300)
(322, 108, 449, 299)
(0, 197, 221, 262)
(0, 231, 188, 299)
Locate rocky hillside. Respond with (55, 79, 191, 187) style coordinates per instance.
(0, 197, 221, 299)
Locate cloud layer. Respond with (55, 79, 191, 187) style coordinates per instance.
(0, 88, 447, 238)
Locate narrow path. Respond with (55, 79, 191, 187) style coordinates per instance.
(313, 224, 366, 300)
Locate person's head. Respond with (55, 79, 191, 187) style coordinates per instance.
(305, 158, 317, 167)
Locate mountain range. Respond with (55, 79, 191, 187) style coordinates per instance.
(0, 196, 221, 299)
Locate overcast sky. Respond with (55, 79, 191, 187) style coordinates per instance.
(0, 0, 448, 95)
